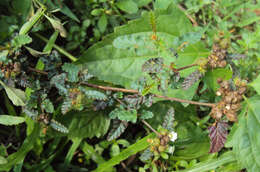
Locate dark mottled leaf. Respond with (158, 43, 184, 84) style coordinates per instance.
(182, 70, 203, 90)
(107, 120, 128, 141)
(140, 148, 153, 162)
(162, 108, 175, 131)
(61, 98, 72, 115)
(41, 99, 54, 113)
(140, 110, 154, 120)
(62, 63, 80, 82)
(50, 119, 69, 133)
(79, 87, 107, 100)
(208, 122, 228, 153)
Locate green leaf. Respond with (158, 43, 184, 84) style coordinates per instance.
(177, 152, 236, 172)
(77, 6, 209, 101)
(109, 108, 137, 123)
(35, 59, 45, 71)
(0, 125, 40, 171)
(249, 74, 260, 95)
(43, 31, 59, 54)
(25, 46, 47, 57)
(58, 111, 110, 139)
(62, 63, 80, 82)
(107, 120, 128, 141)
(0, 115, 25, 126)
(41, 99, 54, 113)
(19, 7, 46, 35)
(0, 156, 7, 165)
(133, 0, 152, 7)
(116, 0, 138, 14)
(204, 68, 233, 92)
(154, 0, 172, 10)
(98, 14, 107, 33)
(94, 133, 155, 172)
(79, 87, 107, 100)
(0, 80, 26, 106)
(228, 96, 260, 171)
(11, 35, 32, 49)
(140, 110, 154, 120)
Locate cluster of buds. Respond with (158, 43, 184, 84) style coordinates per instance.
(207, 44, 227, 68)
(210, 78, 247, 122)
(0, 62, 21, 78)
(147, 130, 177, 156)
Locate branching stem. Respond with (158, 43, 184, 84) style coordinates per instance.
(81, 82, 215, 107)
(142, 120, 162, 137)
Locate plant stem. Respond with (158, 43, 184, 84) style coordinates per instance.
(81, 82, 215, 107)
(34, 33, 77, 62)
(142, 120, 162, 137)
(176, 64, 198, 71)
(28, 67, 48, 75)
(177, 4, 198, 26)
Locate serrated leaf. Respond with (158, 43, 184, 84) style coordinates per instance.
(62, 63, 80, 82)
(0, 80, 26, 106)
(140, 110, 154, 120)
(182, 70, 203, 90)
(107, 120, 128, 141)
(208, 122, 228, 153)
(249, 74, 260, 95)
(50, 119, 69, 133)
(229, 96, 260, 171)
(11, 34, 32, 49)
(79, 87, 107, 100)
(50, 73, 68, 95)
(61, 98, 72, 114)
(109, 108, 137, 123)
(41, 99, 54, 113)
(0, 115, 25, 126)
(162, 107, 175, 131)
(23, 108, 38, 120)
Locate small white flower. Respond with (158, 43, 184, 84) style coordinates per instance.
(167, 146, 175, 154)
(169, 131, 178, 142)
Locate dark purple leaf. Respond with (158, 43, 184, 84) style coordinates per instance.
(208, 122, 229, 153)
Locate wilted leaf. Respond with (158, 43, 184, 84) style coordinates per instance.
(107, 120, 128, 141)
(45, 15, 67, 38)
(0, 80, 26, 106)
(0, 115, 25, 126)
(208, 121, 229, 153)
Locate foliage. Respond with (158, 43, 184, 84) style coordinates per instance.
(0, 0, 260, 171)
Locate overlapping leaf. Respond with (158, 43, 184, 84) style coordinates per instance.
(208, 122, 228, 153)
(76, 3, 209, 101)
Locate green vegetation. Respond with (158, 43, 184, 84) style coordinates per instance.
(0, 0, 260, 171)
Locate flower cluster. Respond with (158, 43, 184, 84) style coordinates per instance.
(210, 78, 247, 122)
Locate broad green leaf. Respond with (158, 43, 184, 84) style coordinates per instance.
(229, 96, 260, 171)
(154, 0, 172, 10)
(36, 59, 45, 70)
(12, 0, 31, 21)
(133, 0, 152, 7)
(249, 74, 260, 95)
(77, 4, 209, 101)
(98, 14, 107, 33)
(0, 115, 25, 126)
(0, 80, 26, 106)
(116, 0, 138, 14)
(19, 7, 46, 35)
(58, 111, 110, 139)
(94, 133, 155, 172)
(177, 152, 236, 172)
(204, 68, 233, 92)
(0, 156, 7, 165)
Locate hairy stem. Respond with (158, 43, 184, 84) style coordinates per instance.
(82, 82, 215, 107)
(142, 120, 162, 137)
